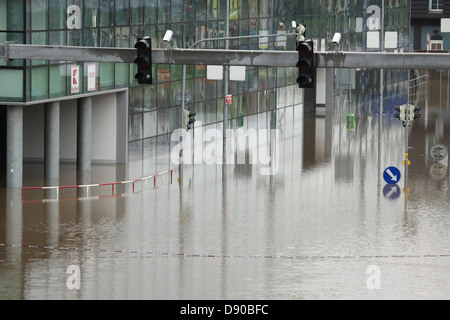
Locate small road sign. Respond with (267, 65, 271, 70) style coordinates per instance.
(430, 144, 448, 161)
(383, 166, 401, 184)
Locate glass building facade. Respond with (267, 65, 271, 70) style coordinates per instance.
(1, 0, 411, 175)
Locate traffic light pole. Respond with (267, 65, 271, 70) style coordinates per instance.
(4, 43, 450, 70)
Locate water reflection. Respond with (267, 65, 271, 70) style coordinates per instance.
(1, 75, 450, 299)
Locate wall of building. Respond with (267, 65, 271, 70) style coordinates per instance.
(22, 93, 117, 163)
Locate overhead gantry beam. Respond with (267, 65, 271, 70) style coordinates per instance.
(1, 43, 450, 70)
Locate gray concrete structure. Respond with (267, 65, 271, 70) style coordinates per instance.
(77, 97, 92, 173)
(44, 101, 60, 181)
(6, 105, 23, 188)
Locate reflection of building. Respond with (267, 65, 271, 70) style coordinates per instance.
(0, 0, 411, 187)
(411, 0, 450, 51)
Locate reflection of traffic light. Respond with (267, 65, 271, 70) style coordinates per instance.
(184, 110, 196, 131)
(134, 37, 152, 84)
(394, 104, 407, 127)
(296, 40, 314, 89)
(408, 105, 421, 122)
(394, 104, 421, 127)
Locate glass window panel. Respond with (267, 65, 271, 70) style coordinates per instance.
(68, 30, 82, 46)
(115, 26, 131, 48)
(205, 80, 217, 100)
(129, 113, 143, 141)
(116, 0, 130, 26)
(157, 83, 170, 108)
(49, 30, 66, 46)
(99, 62, 114, 90)
(156, 134, 170, 172)
(170, 81, 182, 107)
(158, 0, 170, 24)
(0, 69, 23, 100)
(84, 0, 100, 28)
(130, 86, 143, 113)
(157, 108, 169, 135)
(206, 100, 217, 124)
(144, 0, 157, 24)
(239, 0, 249, 18)
(143, 85, 156, 111)
(129, 140, 143, 162)
(100, 28, 114, 47)
(115, 63, 129, 88)
(0, 0, 24, 31)
(144, 111, 157, 138)
(194, 101, 205, 124)
(49, 65, 67, 98)
(143, 137, 157, 175)
(99, 0, 112, 27)
(31, 0, 48, 31)
(131, 0, 144, 25)
(171, 0, 183, 23)
(194, 0, 207, 21)
(195, 77, 205, 101)
(31, 67, 49, 101)
(169, 107, 179, 133)
(85, 29, 99, 46)
(49, 0, 66, 30)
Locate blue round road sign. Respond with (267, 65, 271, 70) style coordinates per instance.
(383, 167, 401, 184)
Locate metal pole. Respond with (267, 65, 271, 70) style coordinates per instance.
(223, 0, 230, 163)
(379, 0, 385, 130)
(180, 64, 187, 169)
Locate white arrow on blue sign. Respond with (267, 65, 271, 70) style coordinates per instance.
(383, 167, 401, 184)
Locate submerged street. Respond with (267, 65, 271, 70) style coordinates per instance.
(1, 71, 450, 299)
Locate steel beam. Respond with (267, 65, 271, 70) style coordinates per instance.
(2, 43, 450, 69)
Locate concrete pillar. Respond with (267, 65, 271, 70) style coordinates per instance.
(0, 107, 6, 185)
(44, 101, 60, 181)
(116, 91, 128, 164)
(325, 68, 335, 113)
(77, 97, 92, 172)
(6, 105, 23, 188)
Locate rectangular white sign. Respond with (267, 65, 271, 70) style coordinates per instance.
(71, 65, 80, 94)
(88, 64, 96, 91)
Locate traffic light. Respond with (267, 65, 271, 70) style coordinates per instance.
(394, 104, 407, 127)
(184, 110, 196, 131)
(134, 37, 152, 84)
(296, 40, 315, 88)
(394, 104, 421, 127)
(408, 105, 421, 122)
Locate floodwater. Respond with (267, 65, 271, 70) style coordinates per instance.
(1, 71, 450, 300)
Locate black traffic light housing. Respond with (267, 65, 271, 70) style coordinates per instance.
(184, 110, 197, 131)
(296, 40, 315, 89)
(134, 37, 152, 85)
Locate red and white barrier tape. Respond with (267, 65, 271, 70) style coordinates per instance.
(21, 170, 174, 198)
(1, 243, 450, 261)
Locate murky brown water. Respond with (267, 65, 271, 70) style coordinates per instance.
(1, 72, 450, 300)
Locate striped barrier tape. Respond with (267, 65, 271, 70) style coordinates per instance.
(21, 170, 174, 199)
(1, 243, 450, 261)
